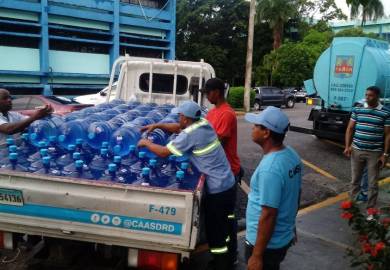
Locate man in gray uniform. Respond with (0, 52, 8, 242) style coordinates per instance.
(138, 100, 236, 270)
(0, 88, 52, 145)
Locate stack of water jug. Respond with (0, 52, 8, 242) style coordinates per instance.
(0, 100, 200, 191)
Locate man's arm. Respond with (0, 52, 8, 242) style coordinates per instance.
(141, 123, 181, 134)
(378, 126, 390, 168)
(137, 139, 172, 158)
(247, 206, 278, 270)
(344, 120, 356, 157)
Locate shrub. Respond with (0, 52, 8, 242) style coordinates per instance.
(227, 87, 255, 109)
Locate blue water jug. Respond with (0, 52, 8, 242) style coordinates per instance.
(133, 167, 151, 186)
(79, 106, 102, 116)
(28, 115, 65, 147)
(18, 133, 35, 157)
(166, 171, 185, 189)
(130, 117, 155, 127)
(121, 145, 138, 167)
(127, 101, 141, 106)
(28, 148, 57, 172)
(125, 109, 142, 120)
(27, 141, 48, 163)
(110, 125, 142, 157)
(85, 113, 112, 123)
(56, 144, 76, 170)
(58, 119, 92, 150)
(129, 152, 148, 182)
(2, 153, 28, 172)
(0, 145, 18, 167)
(134, 105, 153, 116)
(140, 128, 168, 159)
(75, 138, 94, 164)
(87, 121, 117, 150)
(148, 159, 164, 187)
(146, 110, 166, 122)
(100, 163, 118, 182)
(89, 148, 110, 180)
(113, 104, 133, 113)
(160, 155, 178, 185)
(180, 162, 199, 190)
(63, 111, 85, 122)
(108, 115, 132, 129)
(110, 99, 125, 105)
(102, 109, 122, 119)
(61, 152, 82, 176)
(69, 160, 94, 180)
(36, 156, 53, 175)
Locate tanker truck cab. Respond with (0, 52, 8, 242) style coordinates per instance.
(0, 57, 216, 269)
(305, 37, 390, 141)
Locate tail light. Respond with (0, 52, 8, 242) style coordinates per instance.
(0, 231, 13, 250)
(128, 248, 179, 270)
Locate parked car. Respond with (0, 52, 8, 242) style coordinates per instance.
(294, 89, 307, 102)
(74, 82, 117, 105)
(253, 86, 295, 110)
(11, 95, 92, 116)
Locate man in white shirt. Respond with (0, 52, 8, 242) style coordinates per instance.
(0, 88, 52, 145)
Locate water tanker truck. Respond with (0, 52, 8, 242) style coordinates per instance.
(303, 37, 390, 141)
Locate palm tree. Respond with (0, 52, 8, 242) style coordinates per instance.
(256, 0, 297, 50)
(346, 0, 384, 27)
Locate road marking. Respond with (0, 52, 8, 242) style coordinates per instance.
(301, 159, 337, 181)
(321, 139, 344, 149)
(296, 228, 356, 251)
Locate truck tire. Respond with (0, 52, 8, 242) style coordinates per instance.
(253, 101, 261, 111)
(286, 98, 295, 108)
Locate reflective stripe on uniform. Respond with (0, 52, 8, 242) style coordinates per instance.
(192, 138, 220, 156)
(210, 246, 228, 254)
(166, 141, 183, 156)
(183, 118, 208, 134)
(228, 214, 235, 219)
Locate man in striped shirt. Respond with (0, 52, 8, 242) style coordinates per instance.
(344, 86, 390, 209)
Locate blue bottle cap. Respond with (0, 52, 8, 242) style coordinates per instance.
(176, 170, 185, 179)
(8, 145, 17, 152)
(149, 159, 157, 166)
(142, 167, 150, 175)
(58, 135, 66, 142)
(73, 152, 81, 160)
(6, 138, 14, 145)
(9, 153, 18, 160)
(30, 133, 37, 140)
(113, 145, 121, 154)
(169, 155, 176, 161)
(108, 163, 117, 172)
(102, 141, 109, 148)
(88, 132, 95, 139)
(42, 156, 51, 164)
(129, 145, 136, 151)
(38, 141, 46, 148)
(75, 160, 84, 168)
(114, 156, 121, 163)
(49, 136, 57, 142)
(40, 148, 48, 156)
(68, 144, 76, 151)
(139, 152, 146, 158)
(181, 162, 189, 170)
(22, 133, 29, 140)
(76, 138, 83, 145)
(101, 148, 108, 155)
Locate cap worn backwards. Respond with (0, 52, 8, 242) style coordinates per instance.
(245, 106, 290, 134)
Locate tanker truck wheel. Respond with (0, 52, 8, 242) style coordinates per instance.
(286, 98, 295, 108)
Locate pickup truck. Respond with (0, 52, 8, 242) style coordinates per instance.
(0, 56, 215, 269)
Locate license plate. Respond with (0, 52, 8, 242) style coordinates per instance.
(0, 188, 24, 206)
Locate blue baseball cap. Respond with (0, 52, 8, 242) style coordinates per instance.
(245, 106, 290, 134)
(177, 101, 201, 119)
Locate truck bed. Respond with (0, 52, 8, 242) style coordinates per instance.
(0, 170, 204, 256)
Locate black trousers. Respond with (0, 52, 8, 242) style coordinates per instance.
(204, 185, 237, 269)
(245, 240, 290, 270)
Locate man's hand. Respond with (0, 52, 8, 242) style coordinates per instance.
(140, 124, 156, 133)
(378, 154, 388, 169)
(31, 104, 52, 120)
(247, 255, 263, 270)
(137, 138, 151, 148)
(343, 146, 352, 158)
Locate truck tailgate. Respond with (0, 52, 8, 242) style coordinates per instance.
(0, 171, 204, 253)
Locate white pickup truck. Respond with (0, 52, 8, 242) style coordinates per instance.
(0, 57, 215, 269)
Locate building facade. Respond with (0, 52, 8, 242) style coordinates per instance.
(330, 18, 390, 42)
(0, 0, 176, 96)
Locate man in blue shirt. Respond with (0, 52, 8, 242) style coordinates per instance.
(138, 100, 236, 270)
(245, 106, 302, 270)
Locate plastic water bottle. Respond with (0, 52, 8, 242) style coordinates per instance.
(133, 167, 151, 186)
(69, 160, 94, 180)
(148, 159, 163, 187)
(2, 153, 28, 172)
(61, 152, 82, 176)
(0, 145, 18, 167)
(110, 125, 142, 157)
(125, 109, 142, 120)
(19, 133, 35, 157)
(85, 113, 112, 122)
(58, 120, 91, 150)
(27, 141, 48, 163)
(166, 171, 185, 189)
(36, 156, 53, 175)
(108, 114, 132, 128)
(100, 163, 118, 182)
(102, 109, 122, 119)
(140, 129, 168, 159)
(89, 148, 110, 180)
(180, 162, 199, 190)
(134, 105, 153, 116)
(0, 138, 15, 157)
(75, 138, 94, 164)
(28, 115, 65, 147)
(160, 155, 178, 185)
(114, 104, 133, 113)
(29, 148, 57, 172)
(79, 106, 102, 116)
(129, 152, 148, 182)
(56, 144, 76, 170)
(63, 111, 85, 122)
(146, 110, 166, 122)
(87, 121, 117, 150)
(120, 145, 138, 167)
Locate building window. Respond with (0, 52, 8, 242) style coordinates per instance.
(121, 0, 169, 9)
(139, 73, 188, 95)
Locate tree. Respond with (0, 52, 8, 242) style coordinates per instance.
(346, 0, 385, 26)
(256, 0, 298, 50)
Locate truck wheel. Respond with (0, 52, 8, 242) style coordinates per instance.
(253, 101, 261, 111)
(286, 98, 295, 108)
